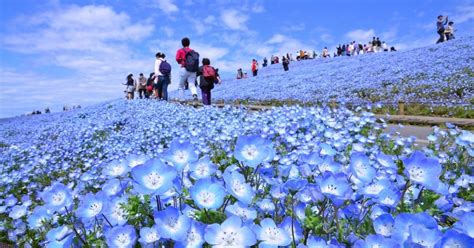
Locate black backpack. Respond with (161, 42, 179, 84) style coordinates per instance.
(183, 49, 199, 72)
(159, 60, 171, 76)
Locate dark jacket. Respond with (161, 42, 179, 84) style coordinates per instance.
(197, 65, 217, 90)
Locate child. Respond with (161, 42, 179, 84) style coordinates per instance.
(197, 58, 217, 105)
(445, 21, 455, 40)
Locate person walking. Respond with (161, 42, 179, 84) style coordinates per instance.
(176, 37, 199, 101)
(137, 73, 147, 99)
(146, 72, 154, 98)
(197, 58, 217, 105)
(156, 53, 171, 101)
(124, 74, 135, 100)
(251, 59, 258, 77)
(263, 57, 268, 67)
(445, 21, 455, 40)
(436, 15, 449, 44)
(282, 56, 289, 71)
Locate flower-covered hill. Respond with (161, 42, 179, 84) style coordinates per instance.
(1, 99, 473, 247)
(208, 37, 474, 105)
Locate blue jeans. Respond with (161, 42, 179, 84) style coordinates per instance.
(158, 76, 169, 100)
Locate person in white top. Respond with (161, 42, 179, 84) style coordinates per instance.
(154, 52, 163, 99)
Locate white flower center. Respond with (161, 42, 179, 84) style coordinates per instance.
(52, 192, 65, 205)
(409, 166, 425, 181)
(198, 191, 215, 207)
(242, 145, 258, 160)
(88, 202, 103, 216)
(143, 172, 163, 189)
(115, 233, 131, 245)
(174, 151, 188, 163)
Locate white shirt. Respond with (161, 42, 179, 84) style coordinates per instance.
(154, 58, 164, 83)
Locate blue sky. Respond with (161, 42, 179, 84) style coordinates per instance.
(0, 0, 473, 117)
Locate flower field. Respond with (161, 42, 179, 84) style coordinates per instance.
(0, 100, 473, 247)
(190, 37, 474, 109)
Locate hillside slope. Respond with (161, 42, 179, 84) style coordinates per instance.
(199, 37, 473, 105)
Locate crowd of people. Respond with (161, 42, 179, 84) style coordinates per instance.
(123, 15, 457, 104)
(124, 37, 221, 105)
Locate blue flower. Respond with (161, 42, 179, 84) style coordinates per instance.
(376, 188, 400, 208)
(407, 224, 441, 247)
(204, 215, 256, 247)
(189, 155, 217, 179)
(41, 183, 73, 211)
(131, 158, 177, 195)
(103, 159, 130, 178)
(28, 206, 51, 229)
(175, 221, 205, 248)
(453, 212, 474, 238)
(45, 226, 73, 248)
(392, 213, 437, 244)
(103, 196, 128, 226)
(102, 178, 125, 197)
(435, 229, 474, 248)
(138, 225, 160, 245)
(316, 172, 352, 206)
(373, 214, 394, 237)
(163, 140, 198, 171)
(254, 218, 292, 247)
(279, 216, 303, 243)
(9, 205, 27, 220)
(154, 207, 191, 241)
(355, 234, 398, 248)
(350, 152, 376, 183)
(76, 192, 107, 221)
(257, 198, 276, 213)
(403, 151, 442, 190)
(234, 135, 271, 168)
(190, 179, 226, 210)
(105, 225, 137, 248)
(225, 201, 257, 223)
(223, 170, 255, 204)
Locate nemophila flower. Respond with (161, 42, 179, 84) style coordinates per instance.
(350, 152, 376, 183)
(41, 183, 73, 211)
(319, 144, 336, 156)
(257, 198, 276, 213)
(103, 160, 130, 178)
(407, 224, 441, 247)
(316, 172, 352, 206)
(176, 221, 205, 248)
(285, 179, 308, 193)
(223, 170, 255, 204)
(9, 205, 27, 219)
(254, 218, 292, 248)
(190, 179, 226, 210)
(376, 152, 396, 170)
(76, 192, 107, 221)
(102, 178, 125, 196)
(225, 201, 258, 223)
(28, 206, 51, 229)
(453, 212, 474, 238)
(154, 207, 191, 241)
(131, 158, 177, 195)
(403, 151, 442, 190)
(189, 155, 217, 179)
(5, 196, 17, 207)
(138, 225, 160, 245)
(234, 135, 271, 168)
(362, 179, 392, 197)
(317, 156, 342, 174)
(105, 225, 137, 248)
(103, 196, 128, 226)
(126, 154, 148, 168)
(435, 229, 474, 247)
(373, 214, 394, 237)
(45, 226, 73, 248)
(392, 213, 437, 244)
(204, 215, 256, 247)
(376, 188, 400, 208)
(163, 140, 198, 170)
(355, 234, 398, 248)
(279, 216, 304, 242)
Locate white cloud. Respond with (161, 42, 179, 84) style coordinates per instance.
(221, 9, 249, 30)
(161, 26, 175, 37)
(345, 29, 376, 42)
(452, 4, 474, 24)
(156, 0, 179, 14)
(252, 4, 265, 13)
(1, 5, 156, 117)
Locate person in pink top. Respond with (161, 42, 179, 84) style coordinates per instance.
(176, 37, 199, 101)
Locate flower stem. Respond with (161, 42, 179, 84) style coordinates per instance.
(64, 206, 88, 247)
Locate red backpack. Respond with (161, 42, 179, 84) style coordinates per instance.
(202, 65, 216, 80)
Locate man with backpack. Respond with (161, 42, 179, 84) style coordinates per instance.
(154, 52, 171, 101)
(197, 58, 217, 105)
(176, 37, 199, 101)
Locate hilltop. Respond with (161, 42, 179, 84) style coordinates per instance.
(190, 37, 473, 106)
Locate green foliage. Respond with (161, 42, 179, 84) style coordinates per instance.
(122, 195, 154, 228)
(195, 209, 227, 224)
